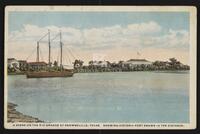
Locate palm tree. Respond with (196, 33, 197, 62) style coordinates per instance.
(74, 59, 84, 69)
(53, 61, 58, 67)
(88, 61, 94, 66)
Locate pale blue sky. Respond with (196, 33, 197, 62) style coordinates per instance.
(8, 11, 190, 64)
(9, 11, 189, 33)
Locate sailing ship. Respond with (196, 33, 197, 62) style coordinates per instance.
(26, 30, 74, 78)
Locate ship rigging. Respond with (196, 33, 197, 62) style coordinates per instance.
(26, 30, 74, 78)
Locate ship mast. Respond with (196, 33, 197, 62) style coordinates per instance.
(48, 29, 51, 66)
(37, 31, 50, 62)
(60, 30, 63, 70)
(36, 41, 39, 62)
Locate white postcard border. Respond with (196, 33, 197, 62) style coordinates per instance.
(4, 6, 197, 129)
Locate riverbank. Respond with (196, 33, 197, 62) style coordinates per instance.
(8, 72, 26, 75)
(7, 102, 43, 123)
(74, 68, 190, 73)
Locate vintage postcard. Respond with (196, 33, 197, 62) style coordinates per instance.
(4, 6, 196, 129)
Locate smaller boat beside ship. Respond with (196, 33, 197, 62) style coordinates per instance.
(26, 30, 74, 78)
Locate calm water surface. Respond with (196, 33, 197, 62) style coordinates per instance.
(8, 71, 189, 123)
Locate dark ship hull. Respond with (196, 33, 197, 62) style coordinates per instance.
(26, 70, 74, 78)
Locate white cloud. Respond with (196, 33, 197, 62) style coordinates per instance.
(127, 21, 162, 34)
(8, 21, 189, 54)
(142, 29, 189, 49)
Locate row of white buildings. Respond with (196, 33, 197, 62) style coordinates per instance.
(8, 58, 152, 70)
(7, 58, 48, 71)
(87, 59, 152, 68)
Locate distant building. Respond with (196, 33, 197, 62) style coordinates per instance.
(123, 59, 152, 68)
(92, 61, 109, 68)
(8, 58, 19, 68)
(126, 59, 152, 65)
(28, 62, 48, 70)
(153, 61, 172, 67)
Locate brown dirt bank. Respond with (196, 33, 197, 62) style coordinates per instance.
(7, 102, 44, 123)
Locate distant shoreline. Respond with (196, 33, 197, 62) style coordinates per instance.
(8, 58, 190, 75)
(7, 102, 43, 123)
(8, 69, 190, 75)
(74, 69, 190, 73)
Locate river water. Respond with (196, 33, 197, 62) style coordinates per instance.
(8, 71, 189, 123)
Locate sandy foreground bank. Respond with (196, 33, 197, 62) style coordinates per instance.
(7, 102, 43, 123)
